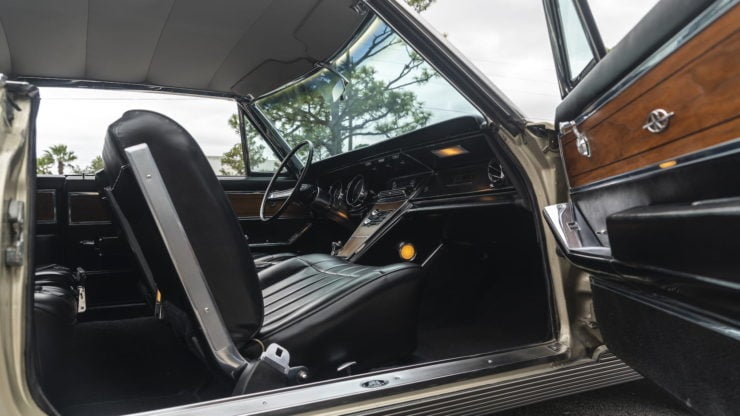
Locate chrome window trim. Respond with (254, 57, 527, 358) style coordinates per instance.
(124, 143, 247, 376)
(35, 189, 57, 224)
(67, 191, 112, 226)
(572, 0, 735, 125)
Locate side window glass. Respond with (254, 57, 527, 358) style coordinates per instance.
(35, 88, 246, 177)
(242, 116, 281, 174)
(558, 0, 595, 80)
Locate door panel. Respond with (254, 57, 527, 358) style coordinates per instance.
(544, 2, 740, 415)
(36, 175, 147, 317)
(560, 8, 740, 188)
(591, 278, 740, 416)
(218, 176, 314, 250)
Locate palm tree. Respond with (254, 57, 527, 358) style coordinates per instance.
(36, 153, 54, 174)
(43, 144, 78, 175)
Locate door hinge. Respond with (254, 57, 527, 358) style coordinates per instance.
(5, 199, 25, 267)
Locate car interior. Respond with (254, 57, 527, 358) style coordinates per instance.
(14, 0, 739, 414)
(31, 104, 554, 414)
(5, 0, 560, 412)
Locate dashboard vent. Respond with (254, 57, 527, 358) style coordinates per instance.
(377, 188, 407, 201)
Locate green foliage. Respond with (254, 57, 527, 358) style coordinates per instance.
(36, 153, 54, 174)
(37, 148, 104, 175)
(43, 144, 78, 175)
(405, 0, 436, 13)
(255, 22, 435, 160)
(223, 15, 439, 169)
(221, 114, 269, 175)
(88, 156, 104, 172)
(71, 155, 105, 174)
(220, 142, 246, 175)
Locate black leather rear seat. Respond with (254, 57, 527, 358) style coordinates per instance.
(33, 265, 79, 385)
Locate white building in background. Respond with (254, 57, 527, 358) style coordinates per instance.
(206, 155, 279, 175)
(206, 156, 224, 174)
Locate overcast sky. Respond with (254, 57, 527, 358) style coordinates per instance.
(404, 0, 658, 121)
(36, 0, 657, 168)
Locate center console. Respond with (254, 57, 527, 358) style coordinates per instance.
(335, 199, 406, 259)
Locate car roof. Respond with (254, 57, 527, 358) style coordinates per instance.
(0, 0, 364, 97)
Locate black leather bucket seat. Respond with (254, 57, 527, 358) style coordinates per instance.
(98, 110, 422, 381)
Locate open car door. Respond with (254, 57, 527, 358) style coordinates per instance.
(542, 1, 740, 415)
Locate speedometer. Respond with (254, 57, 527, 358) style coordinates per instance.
(345, 175, 368, 208)
(328, 180, 343, 207)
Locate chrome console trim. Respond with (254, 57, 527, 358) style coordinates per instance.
(124, 143, 247, 376)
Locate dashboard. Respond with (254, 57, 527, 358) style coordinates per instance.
(315, 125, 513, 221)
(304, 116, 517, 260)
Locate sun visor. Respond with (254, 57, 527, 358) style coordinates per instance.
(231, 59, 314, 98)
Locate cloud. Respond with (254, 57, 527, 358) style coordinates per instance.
(411, 0, 658, 121)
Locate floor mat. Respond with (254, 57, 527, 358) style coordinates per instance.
(44, 317, 225, 415)
(415, 322, 540, 361)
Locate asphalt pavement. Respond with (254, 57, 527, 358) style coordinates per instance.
(493, 380, 692, 416)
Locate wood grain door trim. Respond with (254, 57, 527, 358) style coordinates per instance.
(226, 192, 309, 219)
(561, 5, 740, 188)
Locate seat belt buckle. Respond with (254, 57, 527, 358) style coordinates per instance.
(77, 285, 87, 313)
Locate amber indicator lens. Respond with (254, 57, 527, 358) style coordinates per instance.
(432, 145, 468, 158)
(398, 242, 417, 261)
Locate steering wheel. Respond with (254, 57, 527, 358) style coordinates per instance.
(260, 141, 314, 222)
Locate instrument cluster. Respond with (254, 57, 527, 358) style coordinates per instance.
(328, 174, 369, 211)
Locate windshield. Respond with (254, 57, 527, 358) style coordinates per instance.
(254, 17, 480, 161)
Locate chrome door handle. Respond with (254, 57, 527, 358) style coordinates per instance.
(560, 121, 591, 158)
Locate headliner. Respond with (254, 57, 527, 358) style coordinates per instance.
(0, 0, 365, 97)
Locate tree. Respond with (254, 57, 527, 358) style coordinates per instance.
(71, 155, 105, 174)
(220, 143, 246, 175)
(255, 20, 435, 159)
(220, 114, 269, 175)
(406, 0, 436, 12)
(43, 144, 78, 175)
(37, 153, 54, 174)
(88, 156, 104, 172)
(223, 2, 438, 164)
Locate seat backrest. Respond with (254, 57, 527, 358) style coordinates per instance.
(101, 110, 263, 354)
